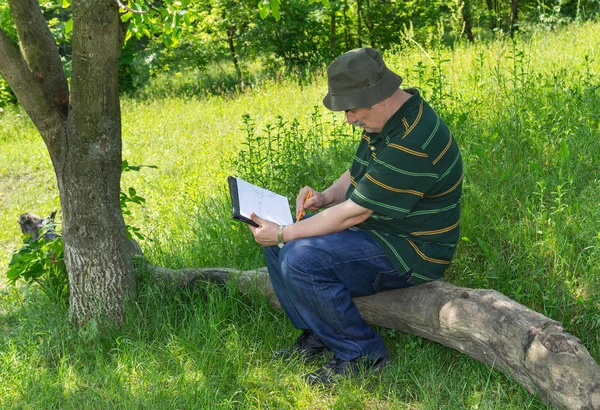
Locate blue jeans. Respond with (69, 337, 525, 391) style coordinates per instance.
(264, 228, 413, 362)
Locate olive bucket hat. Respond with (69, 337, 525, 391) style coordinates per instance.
(323, 48, 402, 111)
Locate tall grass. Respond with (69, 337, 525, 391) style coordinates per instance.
(0, 21, 598, 409)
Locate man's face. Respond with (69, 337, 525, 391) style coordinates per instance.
(344, 103, 388, 133)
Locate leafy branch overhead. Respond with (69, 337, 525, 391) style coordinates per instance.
(57, 0, 196, 47)
(258, 0, 329, 20)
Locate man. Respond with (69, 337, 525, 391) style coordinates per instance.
(249, 48, 463, 386)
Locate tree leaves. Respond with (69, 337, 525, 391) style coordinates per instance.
(258, 0, 329, 21)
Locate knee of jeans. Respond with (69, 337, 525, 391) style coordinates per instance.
(279, 239, 316, 280)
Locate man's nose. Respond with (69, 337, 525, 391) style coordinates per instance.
(345, 111, 355, 124)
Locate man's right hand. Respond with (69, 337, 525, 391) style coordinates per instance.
(296, 186, 323, 216)
(296, 171, 353, 216)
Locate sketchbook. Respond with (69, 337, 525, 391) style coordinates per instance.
(228, 177, 294, 227)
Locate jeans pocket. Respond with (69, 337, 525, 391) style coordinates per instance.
(373, 269, 413, 293)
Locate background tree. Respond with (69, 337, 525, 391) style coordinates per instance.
(0, 0, 131, 327)
(0, 0, 329, 329)
(0, 0, 191, 328)
(190, 0, 260, 83)
(6, 0, 594, 108)
(260, 0, 331, 71)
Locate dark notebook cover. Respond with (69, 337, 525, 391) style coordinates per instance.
(228, 176, 259, 227)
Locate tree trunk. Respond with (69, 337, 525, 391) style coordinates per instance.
(226, 25, 243, 84)
(61, 0, 134, 326)
(356, 0, 362, 47)
(360, 0, 375, 48)
(0, 0, 134, 327)
(462, 0, 475, 42)
(510, 0, 519, 35)
(342, 0, 352, 50)
(149, 265, 600, 410)
(329, 2, 337, 59)
(485, 0, 498, 30)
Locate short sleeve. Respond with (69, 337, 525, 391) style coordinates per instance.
(349, 139, 438, 219)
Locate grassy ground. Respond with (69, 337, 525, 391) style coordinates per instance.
(1, 21, 599, 409)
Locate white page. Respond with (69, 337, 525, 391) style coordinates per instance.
(236, 178, 293, 226)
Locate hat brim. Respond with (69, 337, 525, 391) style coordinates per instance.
(323, 72, 402, 111)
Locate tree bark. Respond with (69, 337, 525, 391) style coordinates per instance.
(149, 265, 600, 410)
(7, 0, 69, 117)
(63, 0, 134, 326)
(226, 25, 243, 83)
(329, 2, 337, 59)
(462, 0, 475, 42)
(1, 0, 135, 327)
(510, 0, 519, 35)
(0, 29, 64, 138)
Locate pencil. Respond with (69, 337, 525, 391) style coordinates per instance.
(296, 191, 311, 222)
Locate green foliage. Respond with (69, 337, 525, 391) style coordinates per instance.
(259, 0, 330, 20)
(119, 0, 194, 47)
(121, 159, 156, 240)
(360, 0, 445, 50)
(118, 38, 151, 93)
(1, 21, 600, 408)
(117, 1, 204, 92)
(259, 0, 333, 72)
(0, 78, 16, 107)
(4, 160, 154, 302)
(0, 2, 17, 106)
(232, 106, 357, 200)
(4, 0, 600, 102)
(0, 1, 17, 43)
(6, 223, 68, 305)
(535, 0, 600, 25)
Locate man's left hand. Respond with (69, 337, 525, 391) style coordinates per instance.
(248, 213, 279, 247)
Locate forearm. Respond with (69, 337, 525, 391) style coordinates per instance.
(320, 170, 352, 208)
(283, 198, 372, 242)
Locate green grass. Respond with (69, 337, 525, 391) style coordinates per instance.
(0, 281, 549, 409)
(1, 21, 599, 409)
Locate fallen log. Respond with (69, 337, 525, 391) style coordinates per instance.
(149, 265, 600, 410)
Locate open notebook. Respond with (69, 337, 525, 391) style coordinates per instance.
(228, 177, 294, 227)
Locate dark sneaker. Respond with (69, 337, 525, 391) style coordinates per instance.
(273, 330, 329, 362)
(306, 355, 391, 387)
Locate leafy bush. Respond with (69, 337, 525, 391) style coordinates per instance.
(120, 160, 156, 241)
(232, 106, 358, 201)
(6, 221, 68, 305)
(5, 160, 154, 303)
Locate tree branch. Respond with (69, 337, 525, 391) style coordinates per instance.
(0, 28, 65, 138)
(7, 0, 69, 118)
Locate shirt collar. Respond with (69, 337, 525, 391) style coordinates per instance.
(367, 88, 421, 145)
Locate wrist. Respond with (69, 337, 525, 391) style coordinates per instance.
(319, 190, 333, 208)
(277, 225, 286, 248)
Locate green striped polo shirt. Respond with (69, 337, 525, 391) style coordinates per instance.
(346, 88, 463, 285)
